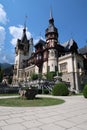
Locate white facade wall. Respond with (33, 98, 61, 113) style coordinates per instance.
(58, 53, 84, 92)
(18, 65, 35, 82)
(58, 54, 73, 73)
(15, 51, 29, 69)
(35, 66, 39, 74)
(42, 62, 47, 74)
(48, 49, 57, 72)
(48, 58, 57, 72)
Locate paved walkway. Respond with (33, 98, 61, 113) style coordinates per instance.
(0, 95, 87, 130)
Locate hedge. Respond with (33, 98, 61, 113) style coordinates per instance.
(52, 82, 69, 96)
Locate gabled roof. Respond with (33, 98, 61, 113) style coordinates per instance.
(34, 39, 46, 47)
(62, 39, 78, 52)
(79, 46, 87, 54)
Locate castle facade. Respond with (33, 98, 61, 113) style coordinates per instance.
(13, 11, 87, 92)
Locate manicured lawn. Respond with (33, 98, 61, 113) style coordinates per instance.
(0, 93, 19, 96)
(0, 97, 65, 107)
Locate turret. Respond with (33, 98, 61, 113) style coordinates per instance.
(45, 9, 58, 46)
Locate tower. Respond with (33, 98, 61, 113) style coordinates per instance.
(13, 26, 33, 83)
(44, 9, 58, 73)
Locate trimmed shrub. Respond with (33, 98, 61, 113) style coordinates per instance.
(31, 73, 38, 80)
(43, 89, 49, 94)
(38, 89, 42, 94)
(83, 84, 87, 98)
(52, 82, 69, 96)
(46, 71, 56, 81)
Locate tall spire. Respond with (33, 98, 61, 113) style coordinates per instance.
(49, 8, 54, 25)
(24, 15, 28, 29)
(50, 7, 53, 19)
(45, 9, 58, 41)
(21, 16, 28, 42)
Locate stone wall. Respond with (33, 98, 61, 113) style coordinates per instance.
(62, 72, 80, 92)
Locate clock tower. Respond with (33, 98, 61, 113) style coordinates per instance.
(13, 26, 33, 83)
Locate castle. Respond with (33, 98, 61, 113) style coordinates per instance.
(13, 11, 87, 93)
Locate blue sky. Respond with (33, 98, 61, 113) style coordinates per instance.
(0, 0, 87, 63)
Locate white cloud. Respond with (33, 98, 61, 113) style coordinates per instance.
(2, 55, 8, 63)
(0, 4, 8, 24)
(0, 26, 6, 51)
(9, 25, 31, 46)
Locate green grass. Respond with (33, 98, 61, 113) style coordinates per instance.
(0, 93, 19, 96)
(0, 97, 65, 107)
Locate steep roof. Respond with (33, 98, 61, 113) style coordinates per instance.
(34, 39, 46, 47)
(45, 10, 58, 36)
(79, 46, 87, 54)
(62, 39, 78, 52)
(21, 28, 27, 43)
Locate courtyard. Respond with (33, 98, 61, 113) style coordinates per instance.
(0, 95, 87, 130)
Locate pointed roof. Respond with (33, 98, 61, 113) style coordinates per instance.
(45, 9, 58, 36)
(34, 39, 46, 47)
(49, 8, 54, 25)
(50, 8, 53, 19)
(62, 39, 78, 52)
(79, 46, 87, 54)
(21, 16, 28, 43)
(21, 27, 27, 43)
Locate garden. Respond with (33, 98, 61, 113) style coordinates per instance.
(0, 81, 87, 107)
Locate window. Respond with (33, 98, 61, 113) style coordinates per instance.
(60, 62, 67, 73)
(77, 63, 80, 69)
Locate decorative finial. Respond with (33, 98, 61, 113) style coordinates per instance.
(24, 15, 28, 29)
(50, 7, 53, 19)
(49, 7, 54, 25)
